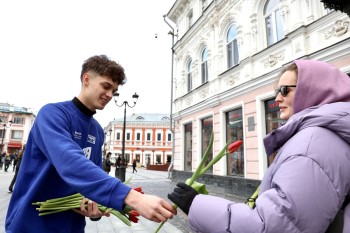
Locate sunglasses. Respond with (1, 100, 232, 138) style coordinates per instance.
(275, 85, 296, 97)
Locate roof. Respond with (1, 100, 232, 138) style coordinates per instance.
(113, 113, 171, 123)
(0, 103, 35, 114)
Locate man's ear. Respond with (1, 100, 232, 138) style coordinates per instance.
(82, 73, 90, 87)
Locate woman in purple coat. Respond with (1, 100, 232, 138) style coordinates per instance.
(169, 59, 350, 233)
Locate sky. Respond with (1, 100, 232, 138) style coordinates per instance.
(0, 0, 176, 128)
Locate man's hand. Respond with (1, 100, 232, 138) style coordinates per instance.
(124, 189, 177, 223)
(73, 197, 110, 219)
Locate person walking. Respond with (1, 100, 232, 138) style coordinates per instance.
(4, 152, 11, 172)
(132, 159, 137, 173)
(103, 152, 113, 174)
(6, 55, 176, 233)
(12, 151, 18, 172)
(169, 59, 350, 233)
(8, 146, 25, 193)
(0, 151, 6, 170)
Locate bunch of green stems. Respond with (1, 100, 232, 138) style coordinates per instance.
(155, 131, 243, 233)
(32, 178, 134, 226)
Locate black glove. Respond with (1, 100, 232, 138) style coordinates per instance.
(168, 182, 198, 215)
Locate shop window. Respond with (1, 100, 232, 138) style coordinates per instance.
(184, 123, 193, 171)
(226, 108, 244, 176)
(202, 117, 213, 174)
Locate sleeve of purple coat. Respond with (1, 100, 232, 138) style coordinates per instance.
(188, 156, 340, 233)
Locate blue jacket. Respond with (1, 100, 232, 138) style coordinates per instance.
(6, 99, 131, 233)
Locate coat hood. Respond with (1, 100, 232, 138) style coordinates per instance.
(293, 59, 350, 114)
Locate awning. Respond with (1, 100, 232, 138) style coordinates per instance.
(8, 143, 22, 148)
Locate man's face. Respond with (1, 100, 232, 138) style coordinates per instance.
(81, 72, 119, 111)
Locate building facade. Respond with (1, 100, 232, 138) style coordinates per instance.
(0, 103, 36, 154)
(104, 113, 173, 167)
(167, 0, 350, 196)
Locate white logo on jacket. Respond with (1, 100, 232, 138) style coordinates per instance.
(87, 134, 96, 144)
(83, 147, 92, 159)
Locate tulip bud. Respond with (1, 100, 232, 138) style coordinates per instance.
(228, 140, 243, 153)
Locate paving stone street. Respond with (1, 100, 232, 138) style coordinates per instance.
(1, 165, 244, 233)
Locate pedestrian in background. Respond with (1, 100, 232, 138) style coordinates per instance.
(4, 152, 11, 172)
(0, 151, 6, 170)
(12, 151, 18, 172)
(132, 159, 137, 173)
(169, 59, 350, 233)
(103, 152, 113, 174)
(6, 55, 176, 233)
(8, 146, 25, 193)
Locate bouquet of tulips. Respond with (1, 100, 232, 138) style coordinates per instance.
(155, 131, 243, 232)
(32, 179, 142, 226)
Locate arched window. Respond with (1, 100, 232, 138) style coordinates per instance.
(264, 0, 284, 46)
(226, 25, 239, 68)
(187, 59, 192, 92)
(201, 47, 208, 83)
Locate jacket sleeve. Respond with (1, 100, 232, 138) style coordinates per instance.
(189, 156, 340, 233)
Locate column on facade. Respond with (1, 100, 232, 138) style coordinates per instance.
(250, 13, 258, 54)
(290, 0, 303, 29)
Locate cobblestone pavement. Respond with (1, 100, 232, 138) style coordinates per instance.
(1, 165, 245, 233)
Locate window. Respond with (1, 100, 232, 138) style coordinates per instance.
(167, 133, 172, 142)
(265, 98, 285, 166)
(202, 0, 208, 11)
(187, 60, 192, 92)
(0, 116, 7, 123)
(146, 133, 151, 141)
(157, 133, 162, 141)
(11, 130, 23, 140)
(188, 10, 193, 28)
(126, 132, 131, 141)
(0, 129, 4, 139)
(202, 117, 213, 173)
(201, 47, 208, 83)
(264, 0, 284, 46)
(184, 123, 193, 172)
(13, 116, 24, 125)
(226, 108, 244, 176)
(136, 132, 141, 141)
(227, 25, 239, 68)
(156, 154, 161, 164)
(116, 132, 121, 140)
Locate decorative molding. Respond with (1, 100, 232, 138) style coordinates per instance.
(225, 75, 239, 86)
(199, 88, 209, 98)
(263, 52, 285, 67)
(324, 19, 350, 39)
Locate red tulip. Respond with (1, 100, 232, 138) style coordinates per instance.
(228, 140, 243, 153)
(128, 210, 140, 223)
(133, 187, 144, 194)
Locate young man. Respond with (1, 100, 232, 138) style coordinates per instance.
(6, 55, 176, 233)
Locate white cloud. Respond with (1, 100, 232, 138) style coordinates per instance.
(0, 0, 176, 127)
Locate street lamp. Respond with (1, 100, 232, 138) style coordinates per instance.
(0, 119, 13, 152)
(113, 92, 139, 182)
(163, 14, 178, 179)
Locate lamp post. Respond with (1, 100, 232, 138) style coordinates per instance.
(163, 14, 178, 179)
(113, 92, 139, 182)
(0, 119, 13, 152)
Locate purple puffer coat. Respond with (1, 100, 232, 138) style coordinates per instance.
(188, 60, 350, 233)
